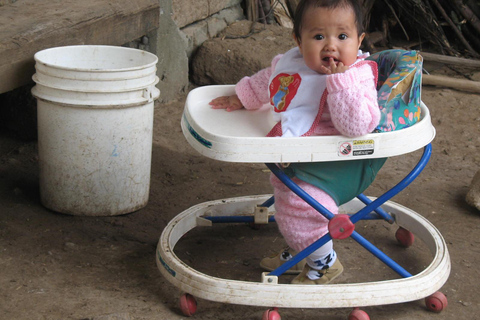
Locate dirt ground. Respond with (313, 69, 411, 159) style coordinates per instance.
(1, 71, 479, 320)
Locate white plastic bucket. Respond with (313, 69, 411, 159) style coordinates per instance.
(31, 45, 160, 216)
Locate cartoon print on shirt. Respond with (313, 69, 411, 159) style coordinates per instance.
(269, 73, 301, 112)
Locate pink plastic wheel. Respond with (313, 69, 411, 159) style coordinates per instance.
(395, 227, 415, 247)
(262, 307, 281, 320)
(348, 308, 370, 320)
(179, 293, 197, 317)
(425, 291, 448, 312)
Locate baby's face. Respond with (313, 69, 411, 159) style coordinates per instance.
(295, 6, 365, 74)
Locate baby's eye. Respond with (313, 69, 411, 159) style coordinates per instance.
(339, 33, 348, 40)
(314, 34, 324, 40)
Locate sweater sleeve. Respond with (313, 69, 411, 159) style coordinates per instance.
(235, 54, 283, 110)
(326, 62, 380, 137)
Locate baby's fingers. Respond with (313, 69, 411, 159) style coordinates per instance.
(225, 104, 243, 112)
(334, 62, 349, 74)
(209, 96, 229, 109)
(329, 57, 337, 69)
(209, 96, 228, 104)
(210, 95, 243, 111)
(211, 103, 227, 109)
(319, 65, 332, 74)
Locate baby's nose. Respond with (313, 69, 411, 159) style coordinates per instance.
(323, 40, 336, 51)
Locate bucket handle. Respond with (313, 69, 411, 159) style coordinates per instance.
(143, 86, 154, 102)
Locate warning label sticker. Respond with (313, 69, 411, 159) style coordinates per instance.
(338, 139, 375, 157)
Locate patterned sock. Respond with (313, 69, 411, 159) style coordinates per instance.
(305, 240, 334, 268)
(306, 249, 337, 280)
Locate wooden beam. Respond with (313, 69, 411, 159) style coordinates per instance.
(423, 74, 480, 93)
(0, 0, 159, 94)
(421, 52, 480, 68)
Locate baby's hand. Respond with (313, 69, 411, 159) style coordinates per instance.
(209, 95, 244, 112)
(320, 58, 350, 74)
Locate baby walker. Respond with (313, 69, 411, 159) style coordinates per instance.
(156, 50, 450, 319)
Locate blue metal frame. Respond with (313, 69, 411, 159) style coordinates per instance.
(266, 144, 432, 278)
(201, 144, 432, 279)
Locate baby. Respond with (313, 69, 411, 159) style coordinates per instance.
(210, 0, 385, 284)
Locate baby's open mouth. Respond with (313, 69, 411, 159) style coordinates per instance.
(323, 57, 339, 63)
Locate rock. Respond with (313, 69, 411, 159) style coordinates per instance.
(466, 170, 480, 211)
(191, 20, 296, 86)
(64, 242, 76, 249)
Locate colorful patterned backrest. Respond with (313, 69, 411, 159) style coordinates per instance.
(366, 49, 423, 132)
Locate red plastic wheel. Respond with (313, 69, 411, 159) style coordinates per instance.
(179, 293, 197, 317)
(395, 227, 415, 247)
(262, 307, 281, 320)
(425, 291, 448, 313)
(348, 308, 370, 320)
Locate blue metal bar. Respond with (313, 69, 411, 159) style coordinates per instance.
(350, 231, 412, 278)
(357, 193, 394, 223)
(203, 212, 382, 224)
(269, 233, 333, 277)
(269, 229, 412, 278)
(355, 212, 386, 220)
(264, 145, 432, 278)
(260, 196, 275, 208)
(349, 144, 432, 224)
(268, 228, 413, 278)
(201, 196, 276, 224)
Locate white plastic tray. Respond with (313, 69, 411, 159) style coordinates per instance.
(182, 85, 436, 163)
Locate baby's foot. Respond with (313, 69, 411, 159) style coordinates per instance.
(291, 258, 344, 285)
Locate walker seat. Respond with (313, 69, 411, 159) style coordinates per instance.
(367, 49, 423, 132)
(156, 52, 450, 319)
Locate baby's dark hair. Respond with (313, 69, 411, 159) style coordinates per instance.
(293, 0, 365, 42)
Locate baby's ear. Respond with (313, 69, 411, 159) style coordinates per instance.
(293, 33, 302, 53)
(358, 32, 366, 48)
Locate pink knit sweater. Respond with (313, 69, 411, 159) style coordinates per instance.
(235, 54, 380, 138)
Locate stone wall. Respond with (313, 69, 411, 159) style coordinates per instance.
(0, 0, 246, 140)
(179, 0, 244, 58)
(191, 21, 295, 86)
(1, 0, 244, 104)
(150, 0, 245, 102)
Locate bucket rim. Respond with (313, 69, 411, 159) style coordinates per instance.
(34, 45, 158, 72)
(32, 85, 161, 108)
(31, 74, 159, 93)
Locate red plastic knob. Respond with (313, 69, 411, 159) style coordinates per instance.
(328, 214, 355, 239)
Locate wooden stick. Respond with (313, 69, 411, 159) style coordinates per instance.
(421, 52, 480, 68)
(384, 0, 409, 40)
(394, 1, 454, 55)
(430, 0, 479, 58)
(362, 0, 377, 31)
(246, 0, 258, 21)
(423, 74, 480, 93)
(453, 0, 480, 35)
